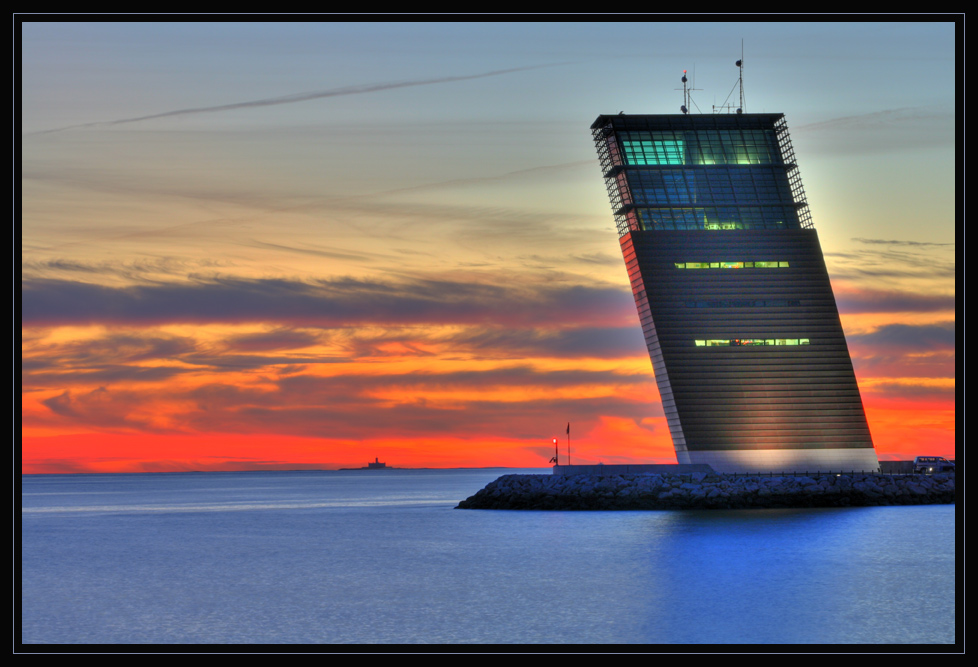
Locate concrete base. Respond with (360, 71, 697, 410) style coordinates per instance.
(880, 460, 914, 474)
(552, 463, 715, 476)
(678, 448, 880, 474)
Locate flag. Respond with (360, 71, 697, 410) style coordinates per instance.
(566, 422, 570, 435)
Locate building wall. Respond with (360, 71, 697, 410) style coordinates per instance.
(594, 113, 878, 473)
(625, 228, 874, 454)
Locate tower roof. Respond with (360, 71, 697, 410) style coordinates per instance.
(591, 112, 784, 131)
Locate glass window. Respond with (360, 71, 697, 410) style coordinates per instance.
(620, 132, 686, 165)
(695, 337, 811, 347)
(676, 260, 789, 269)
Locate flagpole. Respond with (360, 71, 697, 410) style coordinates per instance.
(566, 422, 571, 466)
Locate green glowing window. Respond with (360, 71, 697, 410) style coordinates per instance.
(694, 338, 811, 347)
(676, 260, 789, 269)
(623, 140, 685, 165)
(688, 129, 778, 165)
(620, 132, 686, 165)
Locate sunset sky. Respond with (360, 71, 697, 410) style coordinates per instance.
(20, 20, 957, 473)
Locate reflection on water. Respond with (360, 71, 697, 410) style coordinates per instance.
(21, 470, 955, 644)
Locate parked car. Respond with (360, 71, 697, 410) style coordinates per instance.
(913, 456, 955, 474)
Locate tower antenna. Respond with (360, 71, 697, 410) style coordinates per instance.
(680, 69, 689, 115)
(678, 68, 702, 115)
(714, 42, 747, 114)
(737, 40, 746, 113)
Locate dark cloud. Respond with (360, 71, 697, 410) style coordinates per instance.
(244, 241, 375, 263)
(852, 237, 955, 248)
(859, 380, 955, 398)
(827, 258, 957, 282)
(23, 257, 200, 280)
(179, 352, 352, 370)
(180, 393, 659, 441)
(22, 329, 350, 387)
(24, 331, 196, 369)
(848, 321, 955, 351)
(834, 287, 956, 313)
(271, 366, 652, 397)
(25, 365, 193, 389)
(224, 328, 324, 353)
(21, 276, 635, 328)
(30, 363, 658, 441)
(453, 326, 646, 359)
(848, 321, 955, 387)
(21, 459, 98, 475)
(569, 252, 623, 266)
(40, 390, 77, 418)
(39, 386, 165, 432)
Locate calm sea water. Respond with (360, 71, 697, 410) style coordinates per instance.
(21, 469, 955, 645)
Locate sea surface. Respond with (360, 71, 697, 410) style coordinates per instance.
(20, 469, 956, 645)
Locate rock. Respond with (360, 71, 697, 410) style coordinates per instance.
(454, 472, 955, 511)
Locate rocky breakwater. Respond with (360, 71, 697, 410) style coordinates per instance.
(455, 472, 955, 510)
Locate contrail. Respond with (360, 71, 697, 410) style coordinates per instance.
(33, 64, 565, 135)
(794, 106, 944, 132)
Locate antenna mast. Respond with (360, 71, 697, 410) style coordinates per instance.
(714, 42, 747, 114)
(681, 69, 690, 114)
(678, 69, 702, 114)
(736, 40, 746, 113)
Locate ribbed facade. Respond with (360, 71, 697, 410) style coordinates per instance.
(592, 113, 878, 473)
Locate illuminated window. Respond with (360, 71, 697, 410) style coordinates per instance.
(630, 206, 799, 231)
(694, 338, 811, 347)
(620, 132, 685, 165)
(687, 129, 778, 165)
(675, 260, 789, 269)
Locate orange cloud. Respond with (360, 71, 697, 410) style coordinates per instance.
(21, 272, 955, 473)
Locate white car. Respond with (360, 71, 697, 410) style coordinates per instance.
(913, 456, 955, 474)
